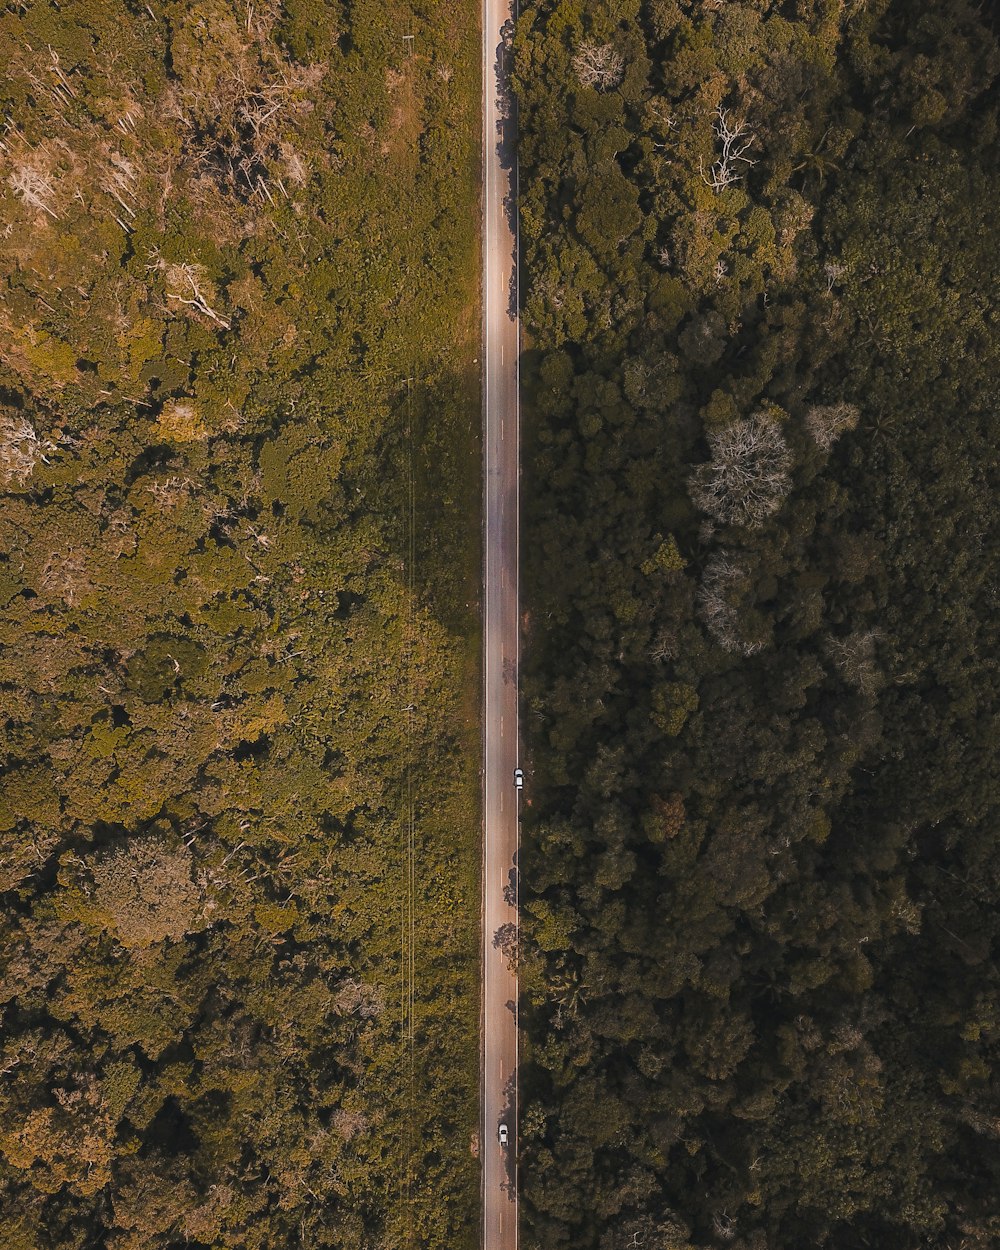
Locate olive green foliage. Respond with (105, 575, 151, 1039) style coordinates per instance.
(514, 1, 1000, 1247)
(0, 1, 480, 1246)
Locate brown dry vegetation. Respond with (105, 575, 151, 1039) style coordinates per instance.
(0, 1, 482, 1247)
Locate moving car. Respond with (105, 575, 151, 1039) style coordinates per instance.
(513, 768, 524, 789)
(498, 1123, 509, 1146)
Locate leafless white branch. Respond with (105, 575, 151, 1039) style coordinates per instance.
(824, 260, 846, 292)
(165, 262, 231, 329)
(804, 401, 859, 452)
(572, 42, 625, 92)
(689, 412, 792, 529)
(700, 105, 757, 193)
(0, 414, 40, 486)
(8, 164, 59, 219)
(697, 552, 765, 656)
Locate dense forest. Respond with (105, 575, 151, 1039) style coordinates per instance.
(514, 1, 1000, 1247)
(0, 1, 481, 1247)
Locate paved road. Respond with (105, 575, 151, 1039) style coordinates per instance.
(481, 0, 519, 1248)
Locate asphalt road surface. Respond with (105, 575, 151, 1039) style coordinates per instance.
(481, 0, 519, 1248)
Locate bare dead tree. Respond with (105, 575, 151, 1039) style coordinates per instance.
(23, 63, 69, 111)
(889, 893, 922, 935)
(115, 105, 142, 135)
(824, 260, 846, 292)
(804, 401, 859, 452)
(0, 414, 40, 486)
(689, 411, 792, 529)
(164, 261, 231, 329)
(175, 48, 324, 200)
(334, 977, 383, 1019)
(825, 629, 882, 695)
(89, 839, 204, 948)
(606, 1211, 696, 1250)
(711, 1210, 737, 1242)
(697, 552, 764, 657)
(572, 42, 625, 92)
(279, 140, 308, 186)
(8, 163, 59, 219)
(101, 149, 139, 221)
(47, 46, 77, 99)
(649, 626, 678, 662)
(700, 105, 757, 193)
(39, 550, 94, 608)
(330, 1107, 368, 1142)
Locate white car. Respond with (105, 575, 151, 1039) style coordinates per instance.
(513, 768, 524, 789)
(498, 1123, 509, 1146)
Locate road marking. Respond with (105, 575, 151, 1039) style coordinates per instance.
(500, 716, 504, 736)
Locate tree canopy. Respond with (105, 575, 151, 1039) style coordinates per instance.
(514, 1, 1000, 1247)
(0, 1, 482, 1246)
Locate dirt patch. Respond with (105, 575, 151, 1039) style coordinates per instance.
(382, 63, 423, 175)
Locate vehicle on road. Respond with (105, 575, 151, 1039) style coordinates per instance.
(498, 1123, 509, 1146)
(513, 768, 524, 789)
